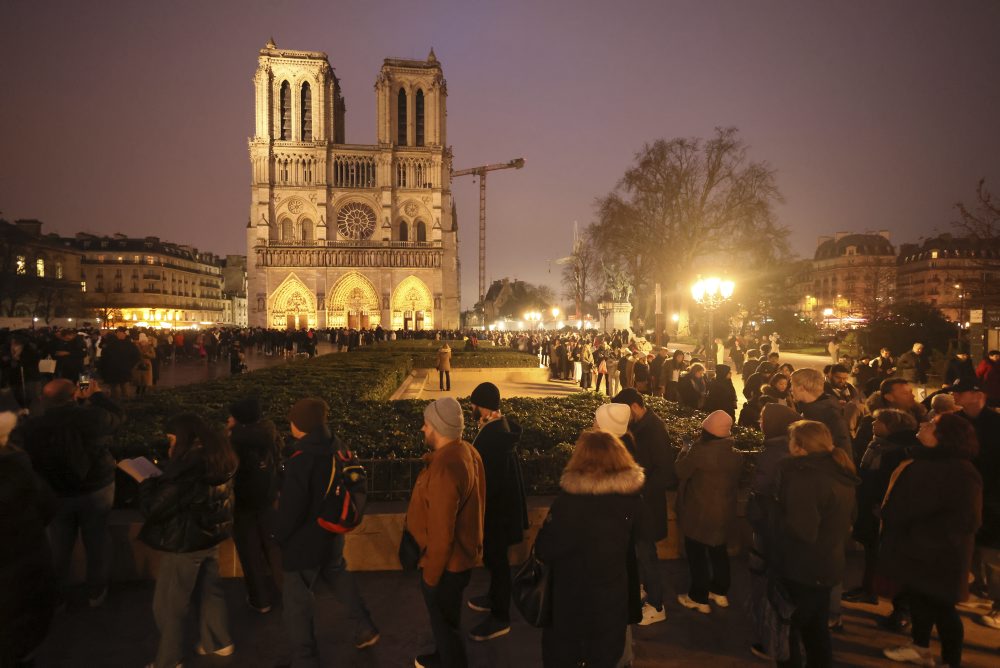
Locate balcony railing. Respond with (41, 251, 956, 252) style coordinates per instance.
(265, 239, 440, 249)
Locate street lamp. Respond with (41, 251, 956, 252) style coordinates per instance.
(691, 276, 735, 374)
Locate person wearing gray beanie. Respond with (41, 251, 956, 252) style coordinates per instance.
(423, 397, 465, 441)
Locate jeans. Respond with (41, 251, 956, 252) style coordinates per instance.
(595, 372, 609, 394)
(421, 569, 471, 667)
(283, 542, 375, 668)
(635, 537, 664, 608)
(483, 537, 511, 622)
(152, 546, 231, 668)
(232, 508, 277, 609)
(910, 591, 964, 666)
(439, 370, 451, 391)
(48, 482, 114, 597)
(777, 581, 831, 668)
(684, 536, 729, 604)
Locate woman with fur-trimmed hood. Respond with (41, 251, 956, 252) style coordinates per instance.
(535, 430, 647, 668)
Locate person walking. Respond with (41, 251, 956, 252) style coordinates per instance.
(273, 398, 380, 666)
(465, 383, 529, 642)
(675, 410, 744, 615)
(227, 397, 283, 615)
(437, 343, 452, 391)
(22, 378, 123, 608)
(406, 397, 485, 668)
(773, 420, 859, 668)
(535, 430, 646, 668)
(881, 414, 983, 668)
(138, 413, 238, 668)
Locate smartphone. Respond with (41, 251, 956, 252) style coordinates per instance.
(78, 373, 90, 391)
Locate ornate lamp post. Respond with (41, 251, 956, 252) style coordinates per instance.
(691, 276, 735, 374)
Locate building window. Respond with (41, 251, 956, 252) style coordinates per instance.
(397, 89, 407, 146)
(35, 258, 44, 277)
(280, 80, 291, 140)
(55, 261, 63, 279)
(281, 218, 293, 241)
(301, 82, 312, 141)
(415, 89, 425, 146)
(416, 220, 427, 242)
(16, 256, 26, 275)
(301, 219, 313, 242)
(80, 281, 86, 292)
(399, 220, 409, 242)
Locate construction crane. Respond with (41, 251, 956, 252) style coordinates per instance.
(451, 158, 525, 307)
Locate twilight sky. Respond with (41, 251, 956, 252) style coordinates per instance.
(3, 0, 999, 309)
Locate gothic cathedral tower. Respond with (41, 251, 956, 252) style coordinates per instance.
(247, 39, 459, 330)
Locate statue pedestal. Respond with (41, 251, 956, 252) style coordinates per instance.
(597, 301, 633, 332)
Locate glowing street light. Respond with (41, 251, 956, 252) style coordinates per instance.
(690, 276, 735, 374)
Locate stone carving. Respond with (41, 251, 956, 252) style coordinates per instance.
(288, 199, 303, 214)
(337, 202, 377, 239)
(403, 201, 419, 217)
(602, 261, 633, 302)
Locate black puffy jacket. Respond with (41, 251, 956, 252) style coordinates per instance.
(138, 451, 235, 553)
(230, 420, 283, 513)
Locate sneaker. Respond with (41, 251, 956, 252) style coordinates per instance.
(469, 617, 511, 641)
(638, 602, 666, 625)
(708, 593, 729, 608)
(883, 644, 935, 666)
(355, 626, 380, 649)
(750, 643, 771, 660)
(878, 611, 912, 634)
(842, 587, 879, 605)
(980, 610, 1000, 629)
(88, 587, 108, 608)
(195, 643, 235, 657)
(246, 597, 272, 614)
(467, 595, 492, 613)
(677, 594, 711, 614)
(415, 653, 441, 668)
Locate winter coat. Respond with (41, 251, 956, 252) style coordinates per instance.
(436, 347, 452, 372)
(272, 429, 348, 570)
(630, 408, 677, 541)
(896, 350, 930, 385)
(405, 439, 485, 586)
(704, 375, 738, 420)
(472, 416, 529, 547)
(535, 464, 645, 668)
(962, 407, 1000, 548)
(133, 339, 156, 387)
(944, 357, 977, 387)
(879, 449, 982, 604)
(678, 374, 706, 410)
(774, 452, 859, 587)
(138, 449, 235, 553)
(23, 392, 124, 496)
(798, 396, 853, 457)
(852, 431, 920, 546)
(98, 336, 141, 384)
(230, 420, 283, 513)
(675, 436, 743, 546)
(660, 358, 687, 401)
(976, 358, 1000, 401)
(0, 447, 56, 664)
(852, 393, 927, 465)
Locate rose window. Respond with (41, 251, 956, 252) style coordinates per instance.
(337, 203, 377, 239)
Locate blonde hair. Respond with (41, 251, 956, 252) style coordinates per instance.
(790, 368, 825, 396)
(788, 419, 856, 474)
(564, 429, 638, 478)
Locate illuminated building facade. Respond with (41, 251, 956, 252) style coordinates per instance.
(246, 40, 460, 330)
(800, 231, 896, 324)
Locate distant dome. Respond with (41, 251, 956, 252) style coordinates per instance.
(814, 234, 895, 260)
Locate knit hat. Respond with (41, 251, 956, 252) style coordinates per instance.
(595, 403, 631, 436)
(470, 382, 501, 411)
(229, 397, 261, 425)
(424, 397, 464, 440)
(702, 410, 733, 438)
(760, 403, 800, 439)
(288, 397, 328, 434)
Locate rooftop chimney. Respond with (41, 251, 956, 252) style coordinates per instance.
(14, 219, 43, 236)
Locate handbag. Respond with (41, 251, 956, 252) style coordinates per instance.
(398, 527, 422, 571)
(511, 549, 552, 627)
(38, 358, 57, 374)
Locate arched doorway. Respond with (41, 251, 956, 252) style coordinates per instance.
(269, 273, 317, 330)
(391, 275, 433, 331)
(327, 272, 381, 329)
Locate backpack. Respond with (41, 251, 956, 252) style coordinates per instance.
(316, 450, 368, 533)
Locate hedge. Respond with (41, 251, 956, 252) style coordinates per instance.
(117, 352, 764, 500)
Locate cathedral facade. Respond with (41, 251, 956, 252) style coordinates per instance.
(247, 40, 460, 330)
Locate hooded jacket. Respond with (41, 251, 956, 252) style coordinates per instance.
(535, 463, 646, 668)
(675, 435, 744, 546)
(704, 365, 738, 419)
(774, 452, 859, 587)
(230, 419, 283, 513)
(138, 449, 235, 554)
(630, 408, 677, 541)
(472, 416, 529, 546)
(853, 430, 920, 545)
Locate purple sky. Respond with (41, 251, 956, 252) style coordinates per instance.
(3, 0, 999, 309)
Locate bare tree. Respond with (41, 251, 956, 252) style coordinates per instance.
(954, 179, 1000, 308)
(561, 227, 597, 318)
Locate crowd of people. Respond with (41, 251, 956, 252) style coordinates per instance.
(1, 323, 998, 667)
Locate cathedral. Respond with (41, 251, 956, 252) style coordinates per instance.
(246, 39, 460, 330)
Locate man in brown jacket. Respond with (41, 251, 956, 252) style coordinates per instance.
(407, 397, 485, 668)
(437, 344, 452, 391)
